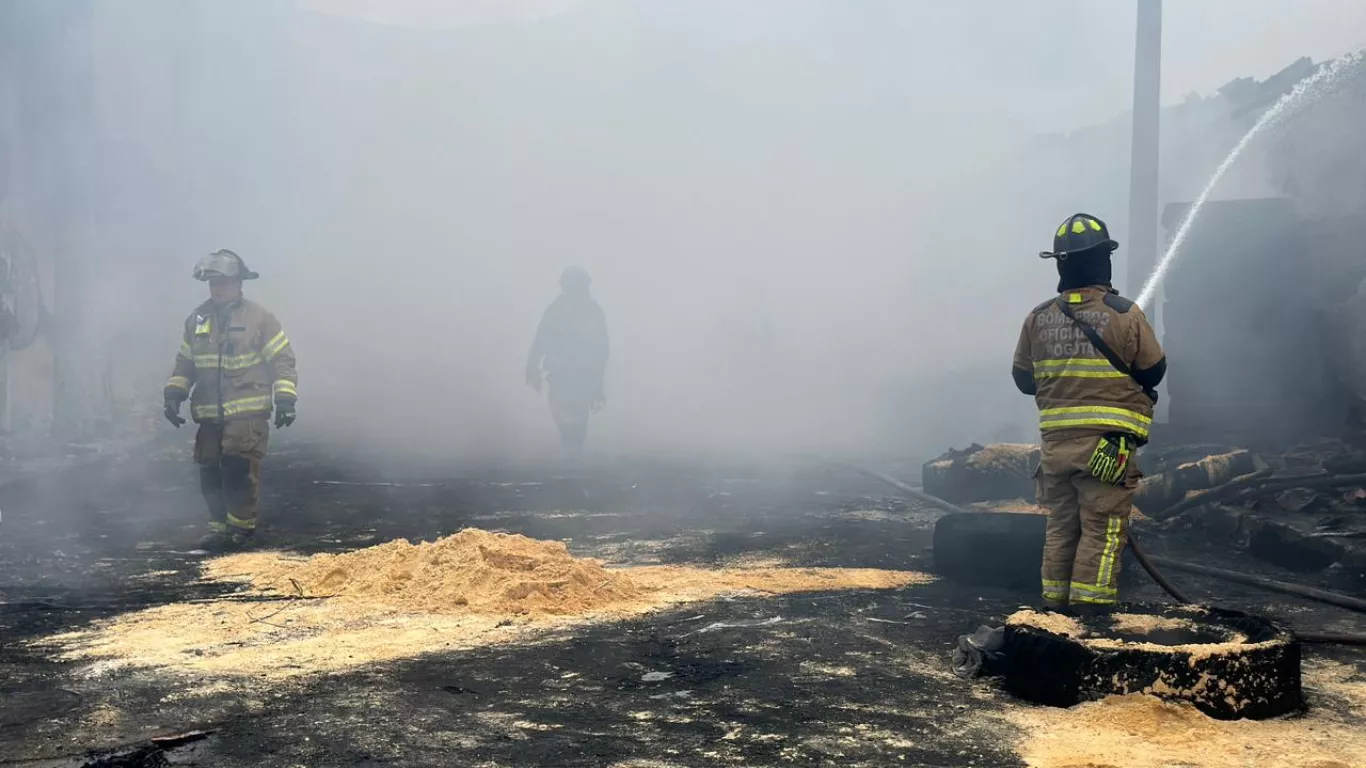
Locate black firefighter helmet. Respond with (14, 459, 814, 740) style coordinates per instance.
(1039, 213, 1119, 261)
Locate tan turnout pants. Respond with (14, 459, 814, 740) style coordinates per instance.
(1036, 435, 1141, 608)
(194, 418, 270, 535)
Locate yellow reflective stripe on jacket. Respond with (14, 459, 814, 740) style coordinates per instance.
(1039, 405, 1151, 438)
(193, 395, 272, 420)
(1033, 358, 1126, 380)
(273, 379, 298, 398)
(263, 331, 290, 360)
(192, 352, 265, 371)
(166, 376, 191, 392)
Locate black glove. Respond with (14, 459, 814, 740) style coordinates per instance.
(275, 401, 296, 429)
(164, 399, 186, 428)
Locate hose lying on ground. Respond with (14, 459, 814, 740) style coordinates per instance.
(1144, 555, 1366, 614)
(843, 461, 1366, 645)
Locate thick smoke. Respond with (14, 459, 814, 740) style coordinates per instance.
(2, 0, 1363, 463)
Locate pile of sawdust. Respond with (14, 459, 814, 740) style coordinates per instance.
(221, 529, 645, 616)
(1006, 609, 1086, 638)
(43, 529, 932, 679)
(1007, 659, 1366, 767)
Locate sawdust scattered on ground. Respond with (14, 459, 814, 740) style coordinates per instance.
(1008, 608, 1262, 659)
(1006, 609, 1086, 638)
(970, 499, 1047, 515)
(1108, 612, 1195, 635)
(965, 443, 1038, 471)
(43, 529, 931, 679)
(1007, 659, 1366, 768)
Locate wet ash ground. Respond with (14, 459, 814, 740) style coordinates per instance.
(0, 437, 1362, 767)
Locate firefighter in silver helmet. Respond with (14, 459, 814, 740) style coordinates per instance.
(163, 249, 298, 551)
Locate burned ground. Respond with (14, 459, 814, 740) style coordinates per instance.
(0, 437, 1363, 767)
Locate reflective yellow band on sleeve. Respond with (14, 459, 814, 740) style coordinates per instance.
(273, 380, 298, 398)
(166, 376, 191, 392)
(263, 331, 291, 360)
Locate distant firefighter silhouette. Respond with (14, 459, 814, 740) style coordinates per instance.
(526, 267, 609, 449)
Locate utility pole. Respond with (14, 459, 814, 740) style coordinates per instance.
(1126, 0, 1162, 298)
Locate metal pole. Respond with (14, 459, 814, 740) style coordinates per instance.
(1126, 0, 1162, 297)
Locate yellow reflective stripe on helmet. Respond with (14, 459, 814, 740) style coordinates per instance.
(263, 331, 290, 360)
(1087, 218, 1102, 231)
(226, 513, 257, 531)
(192, 352, 264, 370)
(1056, 223, 1067, 237)
(273, 379, 298, 397)
(166, 376, 191, 392)
(1097, 516, 1124, 588)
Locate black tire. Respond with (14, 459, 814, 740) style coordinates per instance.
(1002, 603, 1302, 720)
(933, 512, 1138, 591)
(933, 512, 1045, 589)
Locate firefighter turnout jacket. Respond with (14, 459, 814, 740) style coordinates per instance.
(1012, 286, 1165, 442)
(164, 299, 297, 422)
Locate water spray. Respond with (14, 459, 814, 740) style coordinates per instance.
(1135, 53, 1365, 310)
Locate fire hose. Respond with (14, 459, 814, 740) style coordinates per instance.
(846, 463, 1366, 646)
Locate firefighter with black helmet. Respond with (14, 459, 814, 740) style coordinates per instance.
(164, 249, 298, 551)
(1011, 214, 1166, 613)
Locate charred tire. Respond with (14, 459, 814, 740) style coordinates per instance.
(932, 512, 1136, 591)
(1002, 604, 1302, 720)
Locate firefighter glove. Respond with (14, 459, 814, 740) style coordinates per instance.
(1087, 434, 1132, 486)
(274, 402, 296, 429)
(163, 398, 186, 428)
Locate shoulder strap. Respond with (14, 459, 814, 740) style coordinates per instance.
(1055, 297, 1157, 403)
